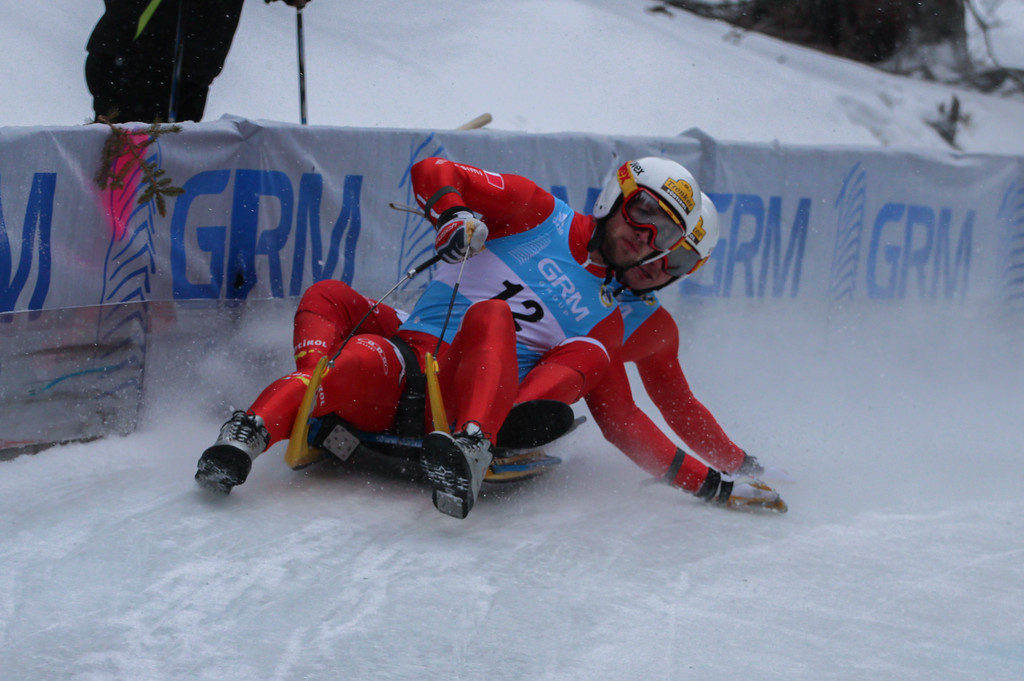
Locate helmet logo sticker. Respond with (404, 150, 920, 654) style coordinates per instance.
(661, 178, 696, 214)
(690, 217, 706, 243)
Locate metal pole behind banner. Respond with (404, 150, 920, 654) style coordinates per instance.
(168, 0, 184, 122)
(296, 8, 308, 125)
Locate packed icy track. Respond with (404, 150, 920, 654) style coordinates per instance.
(3, 302, 1023, 680)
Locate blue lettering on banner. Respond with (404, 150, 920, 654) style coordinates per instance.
(171, 170, 362, 300)
(171, 170, 230, 300)
(292, 173, 362, 296)
(866, 203, 973, 299)
(681, 192, 810, 298)
(230, 169, 293, 299)
(0, 172, 56, 315)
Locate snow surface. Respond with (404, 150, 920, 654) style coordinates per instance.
(3, 0, 1024, 153)
(3, 1, 1024, 680)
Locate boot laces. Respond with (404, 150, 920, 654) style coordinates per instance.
(455, 421, 492, 456)
(222, 411, 265, 446)
(457, 421, 489, 442)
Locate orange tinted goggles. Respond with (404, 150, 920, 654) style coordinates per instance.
(620, 189, 687, 252)
(659, 240, 708, 277)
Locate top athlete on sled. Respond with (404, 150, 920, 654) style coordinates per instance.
(195, 156, 788, 517)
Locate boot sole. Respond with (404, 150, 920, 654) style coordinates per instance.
(421, 432, 473, 519)
(195, 460, 234, 494)
(432, 490, 469, 519)
(194, 445, 252, 494)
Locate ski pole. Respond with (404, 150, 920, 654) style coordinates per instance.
(425, 225, 476, 434)
(296, 8, 308, 125)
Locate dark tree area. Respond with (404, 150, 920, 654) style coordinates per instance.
(658, 0, 1023, 94)
(738, 0, 964, 64)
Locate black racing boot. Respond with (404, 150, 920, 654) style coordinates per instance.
(195, 411, 269, 494)
(420, 422, 493, 519)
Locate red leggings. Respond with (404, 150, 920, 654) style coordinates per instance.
(249, 285, 518, 446)
(387, 300, 520, 443)
(292, 279, 403, 371)
(249, 280, 403, 444)
(517, 337, 609, 405)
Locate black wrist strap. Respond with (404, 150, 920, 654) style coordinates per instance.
(696, 469, 722, 501)
(435, 205, 473, 231)
(422, 186, 460, 223)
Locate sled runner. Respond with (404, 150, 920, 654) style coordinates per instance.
(301, 399, 583, 483)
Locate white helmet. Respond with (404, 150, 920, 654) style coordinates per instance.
(662, 191, 720, 277)
(593, 157, 703, 252)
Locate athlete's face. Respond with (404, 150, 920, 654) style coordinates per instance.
(598, 208, 658, 269)
(618, 256, 673, 291)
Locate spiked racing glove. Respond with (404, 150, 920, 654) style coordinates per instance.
(698, 469, 788, 513)
(434, 208, 488, 263)
(735, 452, 795, 485)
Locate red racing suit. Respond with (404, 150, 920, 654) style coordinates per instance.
(518, 298, 744, 494)
(583, 290, 746, 493)
(251, 278, 742, 497)
(396, 158, 623, 440)
(246, 279, 404, 446)
(248, 158, 621, 447)
(248, 279, 518, 446)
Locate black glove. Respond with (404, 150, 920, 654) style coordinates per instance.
(735, 453, 765, 477)
(735, 451, 795, 484)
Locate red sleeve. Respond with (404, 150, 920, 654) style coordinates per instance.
(584, 312, 688, 478)
(410, 157, 555, 237)
(626, 307, 746, 473)
(584, 349, 710, 494)
(584, 309, 624, 365)
(585, 352, 677, 475)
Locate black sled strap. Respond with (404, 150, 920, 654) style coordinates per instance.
(390, 335, 427, 438)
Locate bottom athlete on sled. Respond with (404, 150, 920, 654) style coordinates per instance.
(195, 156, 788, 517)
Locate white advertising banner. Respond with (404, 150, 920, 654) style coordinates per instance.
(3, 117, 1022, 314)
(2, 117, 1022, 449)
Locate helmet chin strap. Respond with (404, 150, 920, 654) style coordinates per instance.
(620, 275, 679, 296)
(590, 216, 630, 303)
(637, 250, 669, 267)
(613, 250, 679, 296)
(614, 248, 664, 279)
(588, 215, 610, 265)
